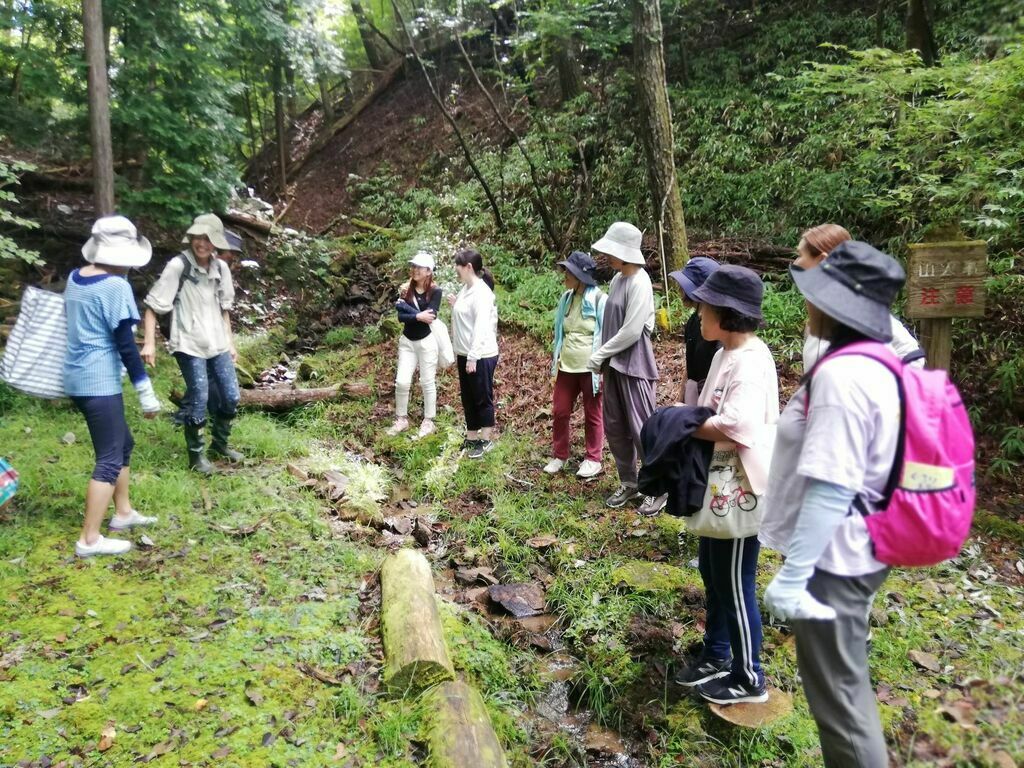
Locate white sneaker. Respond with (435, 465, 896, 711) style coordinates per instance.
(75, 535, 132, 558)
(543, 458, 565, 474)
(416, 420, 435, 439)
(576, 460, 602, 479)
(109, 510, 158, 530)
(386, 417, 409, 436)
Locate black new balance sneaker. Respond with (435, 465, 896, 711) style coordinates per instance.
(696, 675, 768, 705)
(673, 657, 731, 687)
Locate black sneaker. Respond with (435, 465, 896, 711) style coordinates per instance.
(673, 657, 730, 687)
(696, 675, 768, 705)
(467, 440, 494, 459)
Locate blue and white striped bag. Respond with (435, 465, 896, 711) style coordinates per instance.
(0, 286, 67, 399)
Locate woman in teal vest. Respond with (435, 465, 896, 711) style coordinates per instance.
(545, 251, 607, 479)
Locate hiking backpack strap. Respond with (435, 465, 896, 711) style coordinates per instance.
(803, 340, 907, 516)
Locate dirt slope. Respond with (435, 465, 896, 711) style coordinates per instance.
(281, 64, 504, 235)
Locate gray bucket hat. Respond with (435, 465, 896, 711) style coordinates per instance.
(790, 240, 905, 342)
(591, 221, 644, 265)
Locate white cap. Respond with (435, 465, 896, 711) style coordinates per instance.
(592, 221, 645, 265)
(409, 251, 435, 270)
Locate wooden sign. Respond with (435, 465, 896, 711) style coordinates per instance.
(905, 241, 988, 320)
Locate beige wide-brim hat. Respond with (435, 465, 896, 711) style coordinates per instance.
(181, 213, 230, 250)
(81, 215, 153, 268)
(592, 221, 645, 265)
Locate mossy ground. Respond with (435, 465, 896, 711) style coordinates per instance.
(1, 330, 1021, 767)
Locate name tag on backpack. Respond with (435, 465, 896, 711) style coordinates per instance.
(901, 461, 954, 491)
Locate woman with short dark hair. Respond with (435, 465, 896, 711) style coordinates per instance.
(674, 265, 779, 705)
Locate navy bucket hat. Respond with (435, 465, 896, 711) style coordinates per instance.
(557, 250, 598, 287)
(691, 264, 765, 320)
(669, 256, 720, 300)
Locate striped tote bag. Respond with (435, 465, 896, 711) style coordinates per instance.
(0, 286, 67, 399)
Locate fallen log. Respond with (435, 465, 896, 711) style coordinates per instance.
(238, 382, 374, 411)
(425, 681, 509, 768)
(380, 549, 454, 695)
(221, 210, 274, 236)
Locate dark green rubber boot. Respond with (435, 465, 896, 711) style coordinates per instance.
(184, 424, 215, 475)
(209, 415, 244, 463)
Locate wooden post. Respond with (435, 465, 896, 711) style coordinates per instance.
(905, 239, 988, 372)
(82, 0, 115, 215)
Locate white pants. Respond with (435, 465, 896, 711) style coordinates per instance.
(395, 335, 438, 419)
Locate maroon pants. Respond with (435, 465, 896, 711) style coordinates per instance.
(552, 370, 604, 462)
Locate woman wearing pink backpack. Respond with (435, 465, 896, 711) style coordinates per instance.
(760, 242, 906, 767)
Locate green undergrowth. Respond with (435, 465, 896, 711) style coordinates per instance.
(2, 321, 1022, 766)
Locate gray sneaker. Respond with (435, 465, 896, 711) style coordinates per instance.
(674, 657, 731, 687)
(637, 493, 668, 517)
(605, 484, 641, 508)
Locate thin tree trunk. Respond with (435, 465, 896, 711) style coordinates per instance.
(391, 1, 503, 230)
(318, 76, 334, 121)
(285, 63, 298, 119)
(82, 0, 115, 216)
(272, 58, 288, 192)
(455, 32, 561, 249)
(905, 0, 939, 65)
(632, 0, 688, 270)
(352, 0, 386, 70)
(874, 0, 887, 47)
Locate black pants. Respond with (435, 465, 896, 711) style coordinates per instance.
(457, 354, 498, 430)
(71, 394, 134, 484)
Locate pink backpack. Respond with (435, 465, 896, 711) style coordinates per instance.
(809, 341, 976, 567)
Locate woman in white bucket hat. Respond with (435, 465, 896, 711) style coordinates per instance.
(65, 215, 162, 557)
(387, 251, 443, 439)
(586, 222, 664, 515)
(142, 213, 242, 474)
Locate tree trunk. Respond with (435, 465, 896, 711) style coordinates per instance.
(82, 0, 115, 216)
(318, 76, 334, 121)
(553, 38, 583, 103)
(285, 62, 298, 119)
(272, 58, 288, 192)
(632, 0, 688, 270)
(426, 682, 509, 768)
(232, 383, 375, 410)
(380, 549, 455, 695)
(352, 0, 385, 70)
(905, 0, 939, 65)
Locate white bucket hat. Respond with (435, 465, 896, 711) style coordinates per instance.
(81, 215, 153, 268)
(409, 251, 435, 270)
(592, 221, 645, 265)
(181, 213, 231, 250)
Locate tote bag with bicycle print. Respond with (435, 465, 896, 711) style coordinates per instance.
(686, 442, 763, 539)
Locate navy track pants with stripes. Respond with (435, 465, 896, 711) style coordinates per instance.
(698, 534, 764, 687)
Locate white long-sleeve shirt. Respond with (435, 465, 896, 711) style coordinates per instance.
(451, 279, 498, 362)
